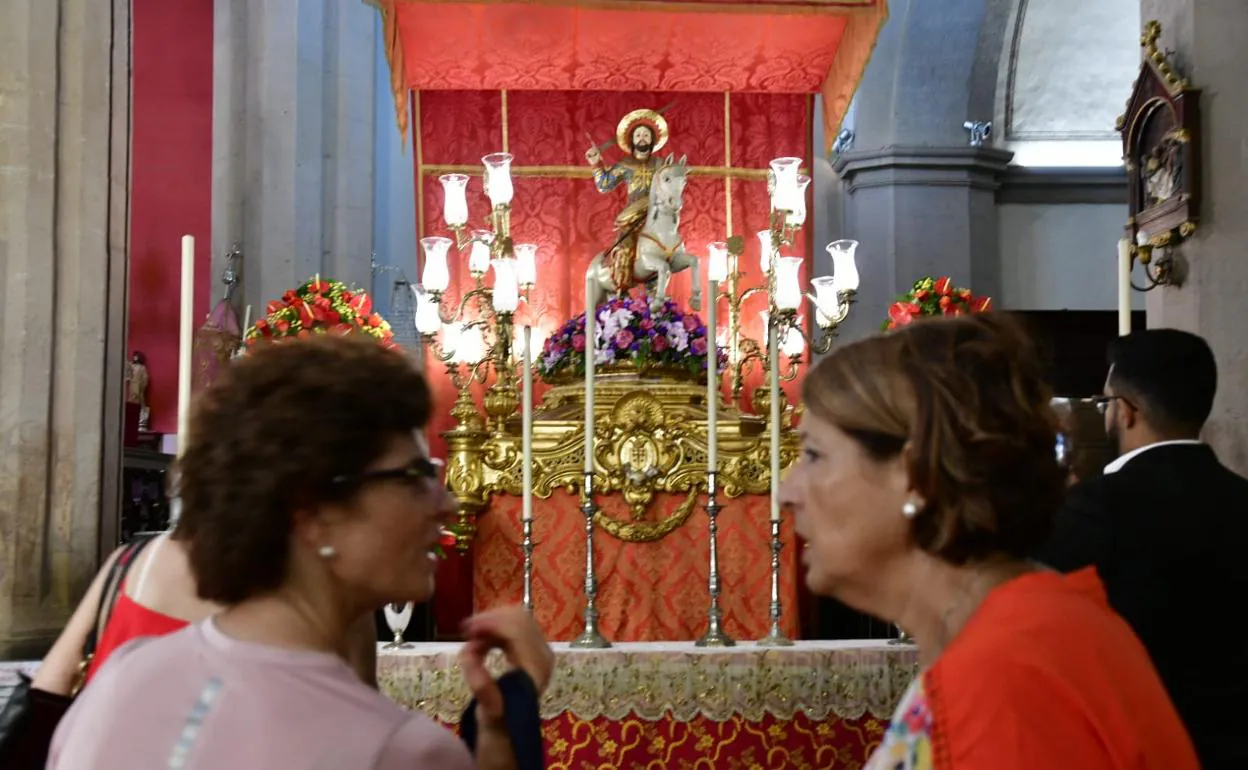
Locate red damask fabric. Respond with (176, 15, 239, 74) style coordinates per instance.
(396, 5, 849, 94)
(436, 710, 885, 770)
(476, 491, 800, 642)
(419, 90, 810, 634)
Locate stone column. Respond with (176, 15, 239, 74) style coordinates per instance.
(1140, 0, 1248, 474)
(826, 0, 1015, 342)
(212, 0, 382, 317)
(0, 0, 131, 658)
(835, 147, 1013, 340)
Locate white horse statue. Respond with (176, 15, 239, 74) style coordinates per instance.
(586, 155, 701, 314)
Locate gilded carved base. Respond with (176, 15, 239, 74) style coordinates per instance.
(443, 367, 799, 546)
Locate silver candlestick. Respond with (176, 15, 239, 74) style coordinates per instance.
(756, 517, 794, 646)
(889, 624, 915, 645)
(382, 602, 414, 649)
(570, 472, 611, 648)
(522, 518, 534, 613)
(696, 472, 735, 647)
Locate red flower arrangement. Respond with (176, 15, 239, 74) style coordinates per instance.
(885, 276, 992, 330)
(244, 277, 396, 348)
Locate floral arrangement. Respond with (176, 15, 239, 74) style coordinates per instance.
(537, 292, 726, 382)
(244, 277, 396, 349)
(885, 276, 992, 330)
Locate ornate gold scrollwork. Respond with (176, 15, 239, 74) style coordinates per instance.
(444, 365, 800, 545)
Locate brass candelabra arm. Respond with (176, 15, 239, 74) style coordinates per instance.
(767, 209, 800, 252)
(443, 285, 494, 326)
(730, 338, 766, 401)
(722, 283, 768, 315)
(808, 328, 838, 357)
(422, 334, 458, 364)
(447, 223, 477, 252)
(779, 355, 802, 383)
(448, 357, 493, 392)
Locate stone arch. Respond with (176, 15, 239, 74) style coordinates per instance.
(845, 0, 1016, 149)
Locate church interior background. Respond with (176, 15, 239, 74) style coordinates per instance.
(3, 0, 1246, 765)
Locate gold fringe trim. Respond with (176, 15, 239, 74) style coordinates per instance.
(819, 0, 888, 153)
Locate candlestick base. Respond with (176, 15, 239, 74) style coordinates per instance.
(755, 517, 794, 647)
(570, 622, 612, 649)
(571, 474, 612, 649)
(695, 477, 735, 648)
(695, 619, 736, 648)
(755, 624, 795, 647)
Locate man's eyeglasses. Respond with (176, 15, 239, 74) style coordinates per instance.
(331, 457, 445, 489)
(1091, 395, 1131, 416)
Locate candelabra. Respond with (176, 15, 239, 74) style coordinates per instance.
(708, 158, 860, 408)
(412, 153, 540, 549)
(706, 157, 863, 647)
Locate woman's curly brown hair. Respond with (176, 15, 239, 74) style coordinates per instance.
(176, 335, 432, 604)
(802, 313, 1065, 564)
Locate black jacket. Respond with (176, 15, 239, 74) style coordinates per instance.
(1037, 443, 1248, 769)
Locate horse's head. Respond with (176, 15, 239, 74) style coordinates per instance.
(649, 154, 688, 215)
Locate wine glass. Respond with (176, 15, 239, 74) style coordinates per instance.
(382, 602, 414, 649)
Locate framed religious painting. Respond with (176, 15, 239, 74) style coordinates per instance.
(1117, 21, 1202, 248)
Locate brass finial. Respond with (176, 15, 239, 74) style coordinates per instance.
(1139, 20, 1188, 92)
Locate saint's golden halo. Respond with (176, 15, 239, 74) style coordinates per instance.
(615, 109, 670, 154)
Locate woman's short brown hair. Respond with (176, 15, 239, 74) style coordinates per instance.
(803, 313, 1064, 564)
(177, 335, 432, 604)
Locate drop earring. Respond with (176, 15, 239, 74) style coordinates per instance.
(317, 545, 337, 558)
(901, 501, 919, 519)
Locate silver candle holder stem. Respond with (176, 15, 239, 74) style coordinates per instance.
(756, 517, 794, 647)
(570, 472, 611, 648)
(695, 471, 735, 647)
(521, 518, 534, 613)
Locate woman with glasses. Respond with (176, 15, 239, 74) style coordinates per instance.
(48, 335, 552, 769)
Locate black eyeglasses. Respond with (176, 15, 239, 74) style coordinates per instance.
(331, 457, 445, 489)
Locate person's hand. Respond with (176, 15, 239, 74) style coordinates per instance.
(585, 147, 602, 165)
(458, 606, 554, 724)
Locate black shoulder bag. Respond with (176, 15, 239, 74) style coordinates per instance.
(0, 534, 156, 769)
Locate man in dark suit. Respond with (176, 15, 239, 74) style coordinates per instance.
(1039, 329, 1248, 768)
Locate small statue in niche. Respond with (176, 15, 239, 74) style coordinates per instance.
(1143, 132, 1184, 207)
(126, 351, 150, 431)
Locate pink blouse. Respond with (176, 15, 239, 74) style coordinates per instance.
(49, 618, 474, 769)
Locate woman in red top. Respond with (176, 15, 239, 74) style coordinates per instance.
(33, 528, 378, 694)
(780, 314, 1198, 769)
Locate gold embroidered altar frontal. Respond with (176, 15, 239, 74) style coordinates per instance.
(378, 640, 918, 724)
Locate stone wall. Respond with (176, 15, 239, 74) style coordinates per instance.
(0, 0, 131, 658)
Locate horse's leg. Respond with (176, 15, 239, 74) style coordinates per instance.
(672, 250, 701, 311)
(638, 250, 671, 312)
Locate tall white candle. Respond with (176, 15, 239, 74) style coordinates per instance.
(177, 235, 195, 455)
(1117, 238, 1131, 336)
(707, 279, 719, 472)
(522, 325, 534, 521)
(241, 304, 252, 334)
(768, 317, 781, 521)
(584, 277, 595, 475)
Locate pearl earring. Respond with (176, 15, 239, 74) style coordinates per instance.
(901, 501, 919, 519)
(317, 545, 337, 558)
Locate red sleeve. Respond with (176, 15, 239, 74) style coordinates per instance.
(925, 662, 1112, 770)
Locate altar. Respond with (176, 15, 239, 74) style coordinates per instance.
(378, 640, 917, 767)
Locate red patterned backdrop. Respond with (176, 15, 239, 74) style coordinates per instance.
(417, 90, 812, 636)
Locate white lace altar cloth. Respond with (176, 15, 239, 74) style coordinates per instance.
(377, 640, 918, 725)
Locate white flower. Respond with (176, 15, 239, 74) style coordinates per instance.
(666, 323, 689, 352)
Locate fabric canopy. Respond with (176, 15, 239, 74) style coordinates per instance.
(373, 0, 887, 150)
